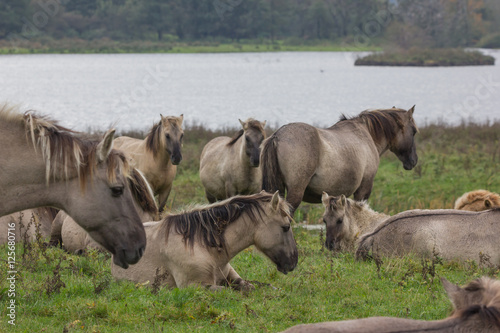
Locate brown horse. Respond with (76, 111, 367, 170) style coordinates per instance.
(454, 189, 500, 211)
(281, 276, 500, 332)
(113, 114, 184, 212)
(111, 191, 298, 290)
(0, 104, 151, 268)
(261, 107, 418, 213)
(200, 118, 266, 202)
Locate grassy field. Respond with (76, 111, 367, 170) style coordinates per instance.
(1, 121, 499, 332)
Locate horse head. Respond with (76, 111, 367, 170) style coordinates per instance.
(389, 106, 418, 170)
(239, 118, 266, 167)
(322, 192, 348, 251)
(160, 114, 184, 165)
(254, 191, 298, 274)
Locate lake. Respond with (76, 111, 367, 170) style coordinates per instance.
(0, 50, 499, 132)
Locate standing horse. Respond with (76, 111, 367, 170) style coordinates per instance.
(200, 118, 266, 202)
(0, 104, 151, 268)
(111, 191, 298, 290)
(281, 276, 500, 332)
(113, 115, 184, 212)
(261, 107, 418, 213)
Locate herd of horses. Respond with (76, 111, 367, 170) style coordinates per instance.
(2, 103, 500, 332)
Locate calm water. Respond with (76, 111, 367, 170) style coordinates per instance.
(0, 50, 499, 132)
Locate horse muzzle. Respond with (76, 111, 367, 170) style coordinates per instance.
(112, 245, 145, 269)
(170, 153, 182, 165)
(275, 249, 298, 274)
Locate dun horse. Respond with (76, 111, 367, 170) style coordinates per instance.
(200, 118, 266, 202)
(454, 189, 500, 211)
(281, 276, 500, 332)
(112, 191, 298, 290)
(261, 107, 418, 213)
(113, 114, 184, 212)
(0, 104, 151, 268)
(356, 208, 500, 265)
(321, 192, 389, 252)
(0, 208, 58, 244)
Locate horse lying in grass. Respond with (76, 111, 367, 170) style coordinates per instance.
(454, 189, 500, 211)
(0, 208, 58, 244)
(111, 191, 298, 290)
(200, 118, 266, 203)
(281, 276, 500, 332)
(113, 114, 184, 212)
(356, 208, 500, 265)
(321, 192, 389, 252)
(0, 104, 150, 268)
(49, 169, 158, 254)
(261, 107, 418, 214)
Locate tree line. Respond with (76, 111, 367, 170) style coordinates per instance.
(1, 0, 499, 48)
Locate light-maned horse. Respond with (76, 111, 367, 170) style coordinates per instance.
(281, 276, 500, 332)
(112, 191, 298, 290)
(0, 208, 58, 244)
(261, 107, 418, 213)
(356, 208, 500, 265)
(113, 114, 184, 212)
(454, 189, 500, 211)
(0, 104, 152, 268)
(49, 169, 158, 254)
(200, 118, 266, 202)
(321, 192, 389, 252)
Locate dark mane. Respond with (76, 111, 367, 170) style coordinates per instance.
(227, 119, 266, 146)
(145, 121, 162, 156)
(128, 168, 158, 216)
(338, 108, 409, 145)
(23, 111, 129, 189)
(163, 192, 279, 251)
(458, 278, 500, 329)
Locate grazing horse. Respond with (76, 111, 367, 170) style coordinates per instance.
(111, 191, 298, 290)
(356, 208, 500, 265)
(281, 276, 500, 332)
(113, 114, 184, 212)
(261, 107, 418, 213)
(49, 169, 158, 254)
(454, 189, 500, 211)
(0, 207, 58, 244)
(321, 192, 389, 252)
(200, 118, 267, 202)
(0, 104, 151, 268)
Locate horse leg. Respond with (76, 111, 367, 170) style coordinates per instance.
(157, 184, 173, 213)
(225, 264, 255, 291)
(205, 190, 217, 203)
(224, 181, 236, 199)
(353, 177, 374, 201)
(48, 211, 66, 248)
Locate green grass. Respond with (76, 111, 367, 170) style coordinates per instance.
(1, 121, 500, 332)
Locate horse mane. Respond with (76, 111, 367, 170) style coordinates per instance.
(338, 108, 413, 145)
(145, 116, 182, 156)
(162, 192, 289, 251)
(8, 106, 130, 189)
(227, 119, 266, 146)
(457, 277, 500, 328)
(128, 168, 158, 216)
(454, 190, 500, 210)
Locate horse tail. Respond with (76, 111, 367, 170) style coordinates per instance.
(355, 234, 374, 261)
(261, 135, 285, 195)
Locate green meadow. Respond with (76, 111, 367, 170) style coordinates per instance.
(1, 121, 499, 332)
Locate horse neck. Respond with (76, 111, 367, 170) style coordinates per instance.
(352, 206, 390, 235)
(237, 136, 250, 164)
(220, 213, 257, 260)
(357, 122, 391, 156)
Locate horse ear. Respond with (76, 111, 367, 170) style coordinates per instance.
(485, 199, 492, 208)
(179, 114, 184, 125)
(271, 190, 280, 211)
(239, 119, 246, 130)
(97, 129, 115, 163)
(261, 120, 267, 128)
(322, 192, 330, 207)
(408, 105, 415, 117)
(441, 277, 462, 309)
(340, 194, 347, 207)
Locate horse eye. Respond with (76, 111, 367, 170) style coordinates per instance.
(111, 186, 124, 197)
(337, 218, 343, 225)
(180, 134, 184, 140)
(166, 134, 171, 140)
(282, 225, 290, 232)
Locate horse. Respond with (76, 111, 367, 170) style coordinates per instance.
(0, 207, 58, 244)
(321, 192, 389, 252)
(280, 276, 500, 332)
(113, 114, 184, 212)
(0, 104, 154, 268)
(111, 191, 298, 290)
(48, 169, 158, 254)
(454, 189, 500, 211)
(356, 208, 500, 265)
(261, 107, 418, 214)
(200, 118, 267, 202)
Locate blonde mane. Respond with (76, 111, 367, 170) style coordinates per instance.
(454, 190, 500, 211)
